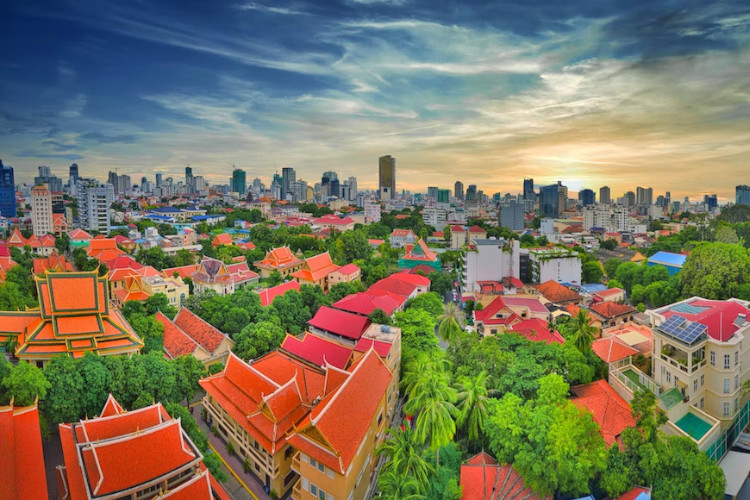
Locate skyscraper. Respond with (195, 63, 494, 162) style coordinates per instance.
(231, 168, 246, 196)
(624, 191, 636, 207)
(599, 186, 611, 205)
(523, 178, 535, 200)
(636, 186, 653, 206)
(437, 189, 450, 204)
(736, 185, 750, 205)
(347, 176, 357, 201)
(185, 166, 194, 193)
(321, 171, 338, 198)
(578, 189, 595, 207)
(454, 181, 464, 201)
(427, 186, 438, 200)
(499, 200, 524, 230)
(704, 194, 718, 211)
(79, 182, 114, 233)
(107, 171, 119, 193)
(282, 167, 296, 200)
(155, 173, 163, 188)
(38, 166, 51, 178)
(0, 160, 16, 218)
(35, 166, 63, 193)
(466, 184, 477, 201)
(539, 183, 561, 218)
(31, 184, 53, 236)
(118, 174, 131, 196)
(69, 163, 79, 185)
(378, 155, 396, 200)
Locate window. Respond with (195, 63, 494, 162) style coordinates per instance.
(693, 379, 698, 392)
(735, 351, 739, 366)
(310, 457, 317, 468)
(700, 374, 705, 386)
(666, 371, 671, 383)
(724, 354, 730, 369)
(377, 412, 383, 426)
(724, 378, 730, 394)
(317, 461, 325, 473)
(700, 397, 704, 409)
(723, 402, 730, 416)
(735, 374, 740, 390)
(710, 351, 715, 366)
(285, 446, 293, 460)
(735, 398, 740, 413)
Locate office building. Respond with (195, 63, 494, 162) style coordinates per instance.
(427, 186, 438, 200)
(231, 168, 247, 196)
(281, 167, 296, 200)
(118, 174, 131, 196)
(0, 159, 16, 218)
(437, 189, 450, 204)
(704, 194, 718, 211)
(578, 188, 596, 207)
(67, 163, 79, 193)
(466, 184, 477, 201)
(31, 184, 53, 236)
(378, 155, 396, 200)
(523, 178, 535, 200)
(185, 165, 194, 192)
(599, 186, 611, 205)
(79, 182, 114, 233)
(539, 182, 562, 218)
(155, 172, 163, 187)
(107, 171, 119, 193)
(499, 200, 525, 230)
(636, 186, 653, 207)
(624, 191, 636, 207)
(455, 181, 464, 201)
(34, 166, 63, 193)
(736, 185, 750, 206)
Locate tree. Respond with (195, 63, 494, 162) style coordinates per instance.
(715, 225, 740, 244)
(328, 281, 365, 303)
(604, 258, 621, 279)
(208, 362, 224, 375)
(173, 249, 195, 267)
(266, 270, 283, 287)
(455, 370, 490, 444)
(601, 238, 618, 250)
(271, 290, 311, 335)
(233, 321, 286, 361)
(368, 308, 392, 325)
(571, 308, 596, 353)
(377, 469, 423, 500)
(424, 443, 463, 500)
(144, 293, 177, 318)
(395, 308, 439, 354)
(377, 426, 434, 494)
(55, 233, 70, 254)
(406, 292, 444, 317)
(299, 285, 331, 316)
(78, 354, 112, 418)
(136, 351, 177, 403)
(680, 242, 750, 299)
(173, 355, 206, 405)
(437, 302, 464, 344)
(582, 260, 603, 284)
(2, 361, 51, 407)
(335, 229, 372, 262)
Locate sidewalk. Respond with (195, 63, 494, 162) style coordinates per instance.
(196, 412, 273, 500)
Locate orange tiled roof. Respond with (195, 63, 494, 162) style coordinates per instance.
(87, 238, 125, 261)
(592, 336, 639, 363)
(571, 379, 636, 447)
(402, 238, 438, 262)
(589, 301, 636, 320)
(291, 252, 340, 282)
(156, 310, 204, 359)
(254, 247, 303, 270)
(0, 403, 49, 499)
(287, 350, 392, 474)
(459, 452, 547, 500)
(535, 280, 581, 304)
(173, 307, 228, 353)
(212, 233, 233, 247)
(33, 254, 74, 274)
(68, 228, 92, 240)
(162, 264, 200, 280)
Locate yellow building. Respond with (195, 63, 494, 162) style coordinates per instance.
(142, 274, 190, 307)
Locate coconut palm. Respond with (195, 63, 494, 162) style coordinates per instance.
(456, 370, 490, 443)
(400, 353, 451, 396)
(404, 365, 457, 465)
(572, 308, 596, 353)
(377, 469, 423, 500)
(377, 426, 433, 493)
(438, 301, 464, 344)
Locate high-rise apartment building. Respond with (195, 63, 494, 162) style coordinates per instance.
(0, 159, 16, 218)
(118, 174, 131, 196)
(636, 186, 653, 206)
(736, 185, 750, 206)
(35, 166, 63, 193)
(185, 166, 194, 192)
(466, 184, 477, 201)
(427, 186, 438, 200)
(107, 171, 119, 193)
(454, 181, 464, 201)
(231, 168, 247, 196)
(624, 191, 636, 207)
(79, 182, 114, 233)
(282, 167, 296, 201)
(378, 155, 396, 200)
(499, 200, 524, 230)
(437, 189, 450, 204)
(523, 178, 535, 200)
(347, 176, 357, 201)
(31, 184, 53, 236)
(68, 163, 79, 185)
(599, 186, 611, 205)
(539, 182, 562, 218)
(578, 188, 596, 207)
(155, 172, 163, 188)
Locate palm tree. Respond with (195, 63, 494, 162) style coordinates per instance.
(572, 308, 596, 353)
(404, 366, 457, 465)
(438, 302, 464, 344)
(456, 370, 490, 443)
(377, 469, 423, 500)
(377, 426, 433, 493)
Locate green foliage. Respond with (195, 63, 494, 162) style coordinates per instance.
(2, 361, 51, 407)
(437, 302, 464, 344)
(601, 238, 618, 250)
(368, 308, 392, 325)
(78, 354, 113, 418)
(604, 258, 622, 279)
(0, 264, 38, 309)
(266, 270, 284, 287)
(395, 308, 439, 354)
(136, 350, 177, 402)
(55, 233, 70, 254)
(208, 362, 224, 375)
(333, 229, 373, 263)
(425, 443, 463, 500)
(455, 371, 489, 444)
(571, 308, 597, 353)
(680, 242, 750, 299)
(377, 426, 434, 495)
(299, 285, 331, 316)
(582, 260, 603, 284)
(136, 247, 176, 270)
(405, 292, 444, 317)
(233, 321, 286, 361)
(271, 290, 311, 334)
(327, 281, 365, 303)
(173, 355, 207, 404)
(144, 293, 177, 318)
(127, 313, 164, 353)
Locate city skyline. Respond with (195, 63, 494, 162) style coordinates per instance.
(2, 1, 750, 199)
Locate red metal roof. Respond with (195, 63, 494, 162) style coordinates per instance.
(334, 263, 361, 276)
(332, 291, 404, 316)
(590, 301, 636, 320)
(281, 332, 352, 369)
(0, 404, 49, 500)
(353, 337, 392, 357)
(661, 298, 750, 342)
(258, 281, 301, 307)
(308, 306, 371, 340)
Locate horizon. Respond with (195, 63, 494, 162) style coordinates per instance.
(2, 0, 749, 200)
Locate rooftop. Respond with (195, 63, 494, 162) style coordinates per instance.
(571, 379, 636, 447)
(657, 297, 750, 342)
(647, 251, 687, 268)
(535, 280, 581, 304)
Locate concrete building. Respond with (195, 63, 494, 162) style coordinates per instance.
(422, 205, 447, 230)
(31, 184, 53, 236)
(583, 205, 628, 232)
(231, 168, 246, 196)
(282, 167, 296, 201)
(79, 182, 114, 234)
(600, 186, 611, 205)
(499, 200, 524, 230)
(527, 248, 582, 284)
(454, 181, 464, 201)
(540, 182, 563, 218)
(364, 200, 381, 222)
(0, 159, 16, 218)
(378, 155, 396, 200)
(578, 188, 596, 207)
(462, 238, 521, 293)
(736, 185, 750, 206)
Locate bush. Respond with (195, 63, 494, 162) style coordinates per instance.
(226, 441, 235, 456)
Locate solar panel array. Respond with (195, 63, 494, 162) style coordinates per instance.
(658, 315, 707, 344)
(670, 303, 709, 315)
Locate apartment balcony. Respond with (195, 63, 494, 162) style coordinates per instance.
(610, 362, 661, 401)
(291, 451, 300, 474)
(660, 344, 706, 374)
(291, 477, 301, 500)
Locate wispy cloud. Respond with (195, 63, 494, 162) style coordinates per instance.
(235, 2, 309, 16)
(79, 132, 138, 144)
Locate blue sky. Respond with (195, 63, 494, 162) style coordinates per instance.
(1, 0, 749, 199)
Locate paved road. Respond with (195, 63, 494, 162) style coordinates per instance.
(42, 428, 64, 499)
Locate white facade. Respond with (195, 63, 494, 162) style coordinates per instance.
(462, 238, 521, 293)
(582, 206, 627, 232)
(364, 200, 381, 222)
(540, 217, 555, 235)
(79, 183, 114, 233)
(31, 185, 53, 236)
(528, 249, 582, 284)
(422, 206, 447, 231)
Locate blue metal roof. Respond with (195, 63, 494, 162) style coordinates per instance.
(191, 215, 214, 221)
(151, 206, 182, 213)
(648, 251, 687, 268)
(146, 214, 174, 221)
(581, 283, 608, 293)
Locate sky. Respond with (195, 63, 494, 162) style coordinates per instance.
(1, 0, 749, 200)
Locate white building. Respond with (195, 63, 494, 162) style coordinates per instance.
(540, 217, 555, 235)
(364, 200, 381, 223)
(422, 205, 447, 231)
(462, 238, 521, 293)
(583, 206, 628, 232)
(527, 248, 581, 284)
(31, 184, 53, 236)
(79, 183, 114, 234)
